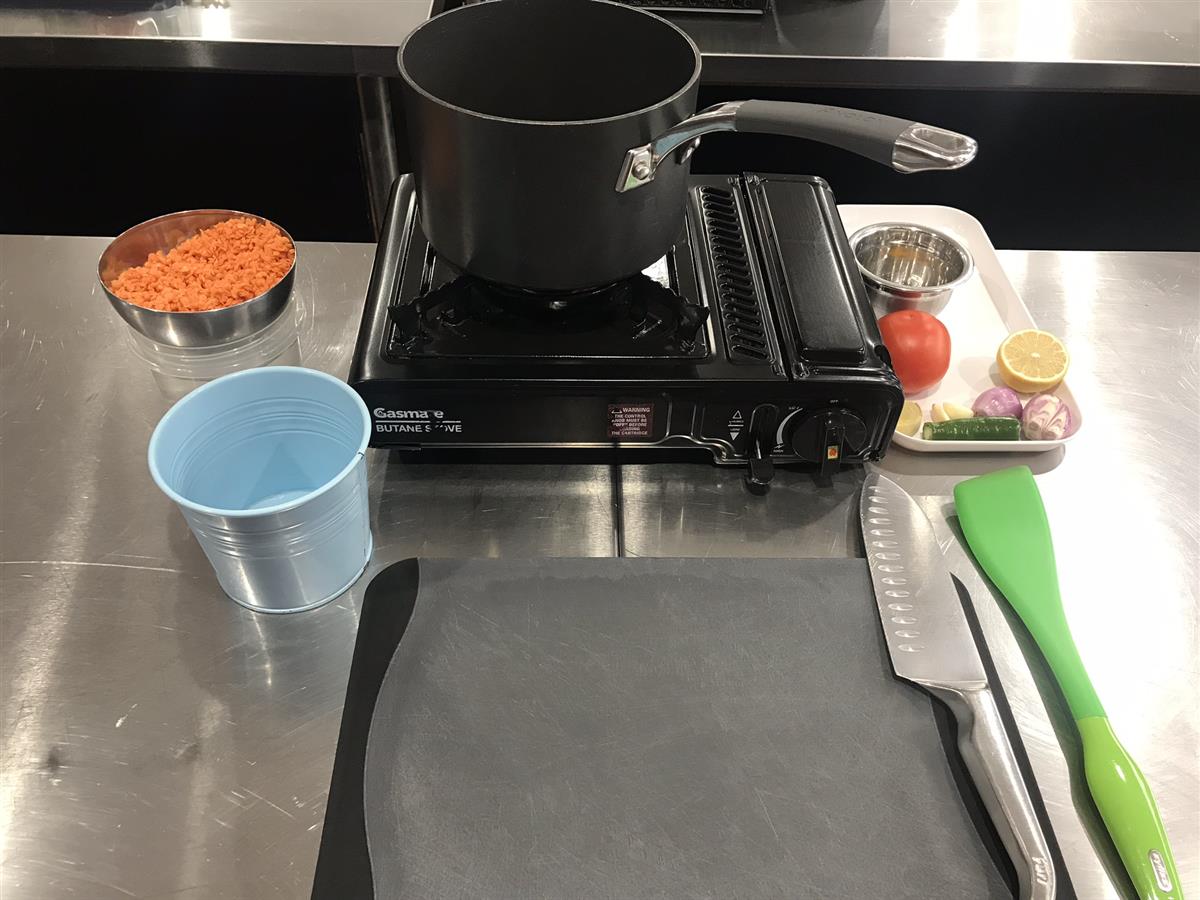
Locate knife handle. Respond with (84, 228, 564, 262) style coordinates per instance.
(935, 685, 1057, 900)
(1077, 715, 1182, 900)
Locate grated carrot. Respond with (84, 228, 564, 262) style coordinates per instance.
(109, 217, 295, 312)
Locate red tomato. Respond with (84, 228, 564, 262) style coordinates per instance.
(877, 310, 951, 395)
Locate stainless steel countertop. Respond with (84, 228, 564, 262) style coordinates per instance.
(0, 1, 432, 75)
(690, 0, 1200, 90)
(1, 233, 1196, 899)
(2, 0, 1197, 91)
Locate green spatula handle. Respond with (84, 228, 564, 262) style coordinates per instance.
(1079, 716, 1182, 899)
(955, 467, 1184, 899)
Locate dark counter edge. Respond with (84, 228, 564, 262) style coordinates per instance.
(310, 558, 421, 900)
(0, 35, 400, 77)
(3, 35, 1197, 93)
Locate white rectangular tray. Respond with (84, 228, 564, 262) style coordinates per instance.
(838, 204, 1081, 453)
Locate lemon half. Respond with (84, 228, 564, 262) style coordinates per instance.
(896, 401, 922, 436)
(997, 330, 1069, 394)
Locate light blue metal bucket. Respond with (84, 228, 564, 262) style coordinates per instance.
(148, 367, 372, 613)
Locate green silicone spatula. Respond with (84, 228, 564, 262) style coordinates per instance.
(955, 466, 1182, 900)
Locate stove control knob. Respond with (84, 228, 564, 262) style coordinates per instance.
(743, 404, 780, 495)
(789, 409, 868, 477)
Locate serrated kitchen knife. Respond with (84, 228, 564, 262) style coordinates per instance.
(861, 472, 1056, 900)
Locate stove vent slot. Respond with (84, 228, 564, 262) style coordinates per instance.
(698, 187, 770, 363)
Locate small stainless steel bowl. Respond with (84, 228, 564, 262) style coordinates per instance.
(849, 222, 973, 317)
(99, 209, 296, 349)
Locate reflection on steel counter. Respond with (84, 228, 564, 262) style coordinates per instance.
(3, 0, 1195, 90)
(0, 233, 1195, 900)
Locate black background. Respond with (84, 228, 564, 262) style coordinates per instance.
(3, 68, 1197, 250)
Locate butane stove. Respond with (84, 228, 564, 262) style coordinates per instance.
(350, 173, 903, 491)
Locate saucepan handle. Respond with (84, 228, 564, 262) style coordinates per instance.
(616, 100, 978, 192)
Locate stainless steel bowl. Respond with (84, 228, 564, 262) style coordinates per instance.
(99, 209, 296, 349)
(849, 222, 973, 317)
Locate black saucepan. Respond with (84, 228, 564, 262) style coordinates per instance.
(398, 0, 977, 293)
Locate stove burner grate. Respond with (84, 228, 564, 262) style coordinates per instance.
(386, 257, 710, 361)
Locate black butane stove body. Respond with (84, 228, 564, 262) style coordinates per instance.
(350, 173, 902, 490)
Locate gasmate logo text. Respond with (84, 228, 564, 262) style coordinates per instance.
(373, 408, 444, 420)
(373, 408, 462, 435)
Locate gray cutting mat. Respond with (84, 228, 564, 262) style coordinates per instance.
(363, 558, 1009, 898)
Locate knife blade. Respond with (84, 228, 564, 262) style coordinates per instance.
(861, 472, 1057, 900)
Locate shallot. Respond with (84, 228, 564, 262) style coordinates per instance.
(972, 386, 1023, 419)
(1021, 394, 1073, 440)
